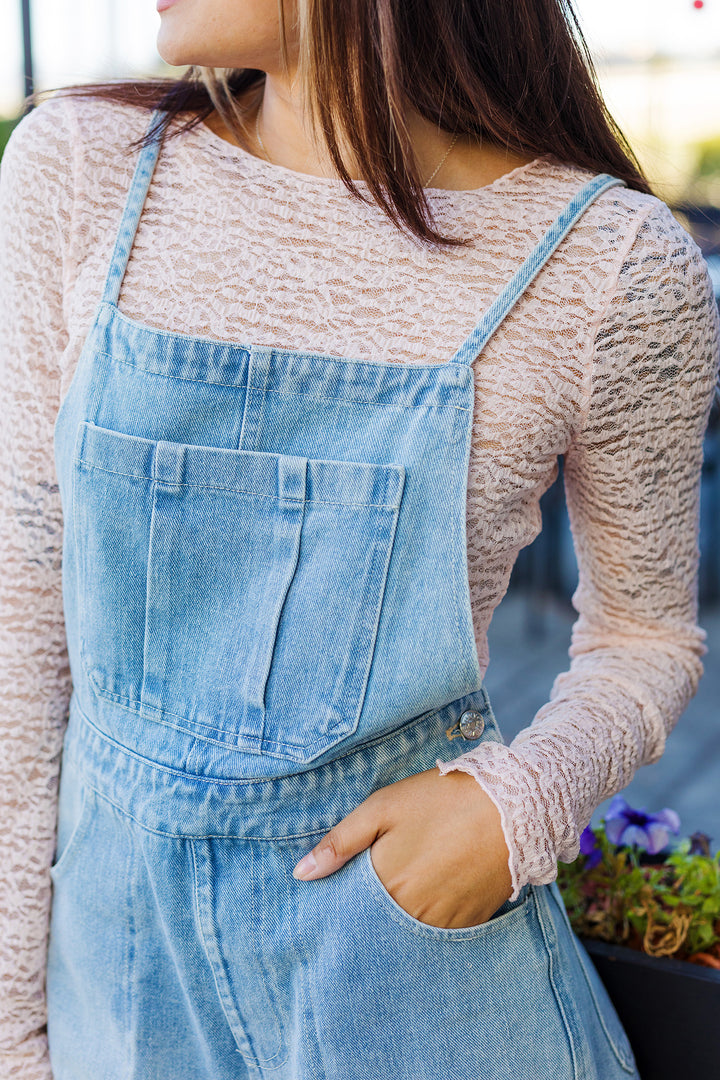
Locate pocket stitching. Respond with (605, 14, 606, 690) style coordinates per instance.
(73, 422, 404, 763)
(361, 846, 534, 940)
(321, 490, 404, 740)
(50, 784, 93, 884)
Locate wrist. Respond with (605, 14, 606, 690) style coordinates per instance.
(435, 764, 513, 895)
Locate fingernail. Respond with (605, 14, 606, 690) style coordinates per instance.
(293, 851, 318, 880)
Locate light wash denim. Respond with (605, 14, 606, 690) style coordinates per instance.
(47, 108, 638, 1079)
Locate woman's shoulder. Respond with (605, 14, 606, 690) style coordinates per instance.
(1, 95, 72, 194)
(525, 154, 669, 223)
(2, 93, 155, 196)
(519, 154, 707, 283)
(0, 94, 170, 289)
(0, 96, 79, 243)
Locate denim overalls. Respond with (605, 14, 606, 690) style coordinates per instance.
(47, 109, 639, 1080)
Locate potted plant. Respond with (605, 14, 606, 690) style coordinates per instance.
(556, 797, 720, 1080)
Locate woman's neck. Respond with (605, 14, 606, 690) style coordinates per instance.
(203, 74, 537, 192)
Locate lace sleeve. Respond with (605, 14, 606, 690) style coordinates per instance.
(436, 202, 720, 900)
(0, 98, 76, 1076)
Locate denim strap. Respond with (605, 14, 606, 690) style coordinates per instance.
(449, 173, 627, 367)
(101, 108, 167, 306)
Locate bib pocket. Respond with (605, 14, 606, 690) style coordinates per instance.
(72, 421, 404, 761)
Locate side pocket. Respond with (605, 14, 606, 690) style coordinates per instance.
(50, 762, 94, 885)
(361, 845, 535, 940)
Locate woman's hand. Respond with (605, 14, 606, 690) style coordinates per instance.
(292, 766, 514, 929)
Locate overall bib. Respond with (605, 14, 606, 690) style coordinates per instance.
(47, 110, 639, 1080)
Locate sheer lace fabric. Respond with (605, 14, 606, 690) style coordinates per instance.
(1, 95, 718, 1073)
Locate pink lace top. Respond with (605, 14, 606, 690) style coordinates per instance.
(1, 94, 718, 1076)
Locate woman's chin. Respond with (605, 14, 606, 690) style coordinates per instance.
(155, 28, 204, 70)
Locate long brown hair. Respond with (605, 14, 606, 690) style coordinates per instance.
(29, 0, 651, 247)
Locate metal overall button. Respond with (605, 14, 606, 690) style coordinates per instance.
(446, 709, 486, 740)
(459, 710, 485, 738)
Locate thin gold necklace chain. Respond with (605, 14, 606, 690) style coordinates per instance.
(254, 105, 459, 188)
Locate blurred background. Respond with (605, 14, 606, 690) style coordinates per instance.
(1, 0, 719, 845)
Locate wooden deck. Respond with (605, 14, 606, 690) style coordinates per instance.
(483, 591, 720, 850)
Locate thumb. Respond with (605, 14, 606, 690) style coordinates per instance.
(292, 797, 384, 881)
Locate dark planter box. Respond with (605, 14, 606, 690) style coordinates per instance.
(581, 937, 720, 1079)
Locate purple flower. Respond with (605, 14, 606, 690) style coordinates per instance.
(604, 796, 680, 855)
(580, 826, 602, 868)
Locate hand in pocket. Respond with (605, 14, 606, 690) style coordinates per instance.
(291, 765, 513, 929)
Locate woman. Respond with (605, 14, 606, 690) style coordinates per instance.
(1, 0, 718, 1076)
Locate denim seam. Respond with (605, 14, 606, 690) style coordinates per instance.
(85, 784, 333, 842)
(85, 676, 267, 748)
(534, 884, 581, 1080)
(453, 390, 485, 688)
(105, 301, 486, 373)
(244, 382, 470, 413)
(192, 842, 288, 1068)
(190, 840, 256, 1064)
(250, 840, 257, 989)
(277, 848, 324, 1080)
(71, 466, 84, 695)
(449, 440, 467, 683)
(88, 662, 381, 755)
(99, 351, 467, 410)
(88, 672, 327, 751)
(70, 691, 463, 787)
(324, 490, 402, 736)
(249, 840, 292, 1073)
(567, 940, 636, 1074)
(139, 482, 158, 740)
(253, 483, 306, 748)
(109, 351, 250, 389)
(74, 459, 401, 508)
(266, 346, 478, 373)
(251, 352, 271, 451)
(125, 818, 138, 1077)
(550, 884, 636, 1073)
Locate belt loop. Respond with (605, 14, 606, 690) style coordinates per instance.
(152, 440, 184, 486)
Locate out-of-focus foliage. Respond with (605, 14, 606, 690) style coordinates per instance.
(558, 816, 720, 968)
(681, 135, 720, 210)
(696, 137, 720, 180)
(0, 116, 21, 161)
